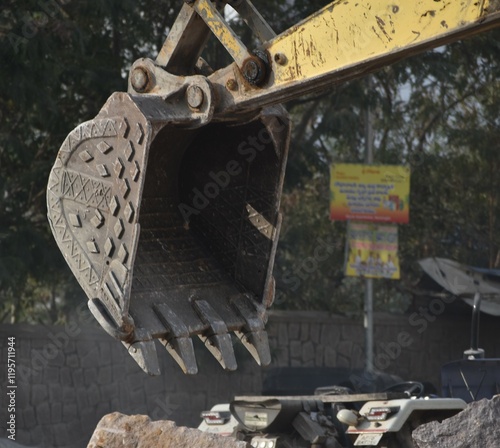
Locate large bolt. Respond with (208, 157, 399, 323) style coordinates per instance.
(131, 67, 150, 93)
(186, 85, 204, 109)
(226, 78, 238, 91)
(242, 55, 267, 85)
(274, 53, 288, 65)
(244, 60, 260, 80)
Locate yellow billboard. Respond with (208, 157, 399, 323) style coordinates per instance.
(345, 222, 400, 279)
(330, 164, 410, 223)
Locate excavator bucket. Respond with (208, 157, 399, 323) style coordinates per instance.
(46, 89, 290, 375)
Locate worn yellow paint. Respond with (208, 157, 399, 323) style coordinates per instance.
(194, 0, 249, 66)
(267, 0, 491, 84)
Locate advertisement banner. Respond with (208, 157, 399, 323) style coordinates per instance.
(330, 164, 410, 223)
(345, 222, 400, 279)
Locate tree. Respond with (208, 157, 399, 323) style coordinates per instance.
(2, 1, 500, 322)
(0, 0, 181, 322)
(274, 29, 500, 315)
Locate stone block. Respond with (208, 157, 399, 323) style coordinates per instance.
(337, 340, 354, 358)
(145, 376, 165, 395)
(310, 324, 320, 344)
(81, 408, 101, 436)
(97, 365, 112, 384)
(112, 343, 126, 363)
(96, 401, 112, 418)
(76, 341, 93, 359)
(53, 422, 69, 447)
(98, 342, 112, 366)
(289, 323, 300, 340)
(127, 370, 147, 392)
(22, 406, 36, 427)
(84, 367, 98, 386)
(32, 384, 48, 403)
(278, 323, 289, 346)
(67, 419, 82, 437)
(76, 386, 89, 409)
(118, 382, 131, 407)
(100, 382, 119, 400)
(51, 351, 66, 367)
(320, 325, 341, 346)
(51, 402, 62, 424)
(300, 323, 309, 341)
(113, 362, 127, 381)
(341, 324, 364, 345)
(110, 397, 120, 410)
(324, 346, 336, 367)
(43, 365, 60, 383)
(62, 386, 76, 403)
(28, 425, 44, 445)
(66, 353, 79, 368)
(290, 340, 302, 359)
(16, 384, 29, 407)
(315, 345, 324, 366)
(81, 347, 99, 369)
(49, 383, 63, 402)
(302, 341, 315, 363)
(62, 403, 78, 423)
(268, 336, 278, 350)
(130, 387, 149, 410)
(59, 366, 72, 386)
(412, 396, 500, 448)
(87, 413, 249, 448)
(266, 320, 279, 340)
(36, 402, 51, 425)
(72, 367, 84, 384)
(273, 346, 289, 366)
(66, 339, 76, 354)
(87, 383, 101, 407)
(336, 353, 350, 368)
(351, 343, 365, 368)
(150, 394, 180, 421)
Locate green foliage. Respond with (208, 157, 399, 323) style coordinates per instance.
(0, 0, 179, 322)
(275, 29, 500, 315)
(1, 1, 500, 322)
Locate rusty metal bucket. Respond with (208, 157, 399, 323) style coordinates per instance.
(46, 91, 290, 375)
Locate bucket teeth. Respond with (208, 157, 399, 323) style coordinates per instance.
(232, 296, 271, 366)
(124, 329, 160, 376)
(154, 303, 198, 375)
(200, 332, 237, 371)
(160, 337, 198, 375)
(193, 299, 237, 371)
(47, 86, 290, 375)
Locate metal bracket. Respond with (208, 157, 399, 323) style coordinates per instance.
(128, 58, 214, 129)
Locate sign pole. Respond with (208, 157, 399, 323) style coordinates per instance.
(364, 77, 374, 374)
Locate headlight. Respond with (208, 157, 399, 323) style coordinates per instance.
(365, 406, 400, 421)
(250, 436, 278, 448)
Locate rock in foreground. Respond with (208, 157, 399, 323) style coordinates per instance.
(87, 412, 247, 448)
(412, 395, 500, 448)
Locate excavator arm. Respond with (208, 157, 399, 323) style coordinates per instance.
(47, 0, 500, 375)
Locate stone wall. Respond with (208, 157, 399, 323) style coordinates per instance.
(0, 309, 499, 447)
